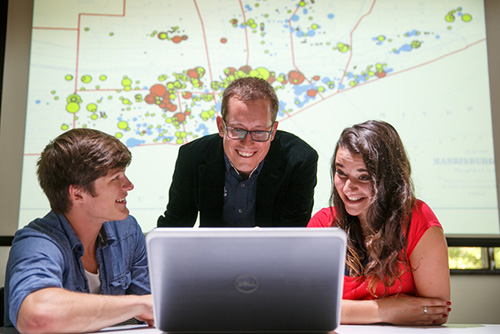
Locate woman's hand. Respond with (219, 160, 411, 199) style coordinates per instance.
(376, 294, 451, 325)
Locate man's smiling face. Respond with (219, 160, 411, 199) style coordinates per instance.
(217, 96, 278, 179)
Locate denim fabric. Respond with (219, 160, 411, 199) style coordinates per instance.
(3, 212, 150, 328)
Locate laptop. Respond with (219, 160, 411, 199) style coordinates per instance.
(146, 227, 346, 333)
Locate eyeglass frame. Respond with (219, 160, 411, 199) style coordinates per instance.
(223, 121, 276, 142)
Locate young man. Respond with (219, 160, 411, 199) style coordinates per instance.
(4, 128, 153, 333)
(158, 77, 318, 227)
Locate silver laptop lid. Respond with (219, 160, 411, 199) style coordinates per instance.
(147, 227, 346, 333)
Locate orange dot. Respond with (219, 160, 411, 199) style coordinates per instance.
(312, 75, 320, 81)
(221, 37, 228, 43)
(182, 91, 192, 99)
(239, 65, 252, 74)
(376, 71, 386, 78)
(307, 89, 317, 97)
(150, 84, 167, 97)
(187, 69, 199, 79)
(172, 36, 182, 43)
(288, 70, 305, 85)
(145, 94, 156, 104)
(181, 35, 188, 40)
(166, 103, 177, 112)
(174, 113, 186, 122)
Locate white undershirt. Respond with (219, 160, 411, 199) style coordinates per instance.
(85, 269, 101, 294)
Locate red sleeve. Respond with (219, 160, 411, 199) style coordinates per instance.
(307, 207, 335, 228)
(406, 200, 443, 256)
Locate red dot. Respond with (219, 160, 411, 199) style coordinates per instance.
(150, 84, 167, 97)
(174, 113, 186, 122)
(307, 89, 317, 97)
(172, 35, 182, 43)
(145, 94, 156, 104)
(288, 70, 305, 85)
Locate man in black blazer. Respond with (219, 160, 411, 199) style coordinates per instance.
(158, 77, 318, 227)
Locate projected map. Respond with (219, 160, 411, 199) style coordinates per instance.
(20, 0, 498, 234)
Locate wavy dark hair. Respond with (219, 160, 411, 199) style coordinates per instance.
(37, 128, 132, 214)
(330, 120, 416, 297)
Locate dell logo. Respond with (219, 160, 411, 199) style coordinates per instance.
(235, 274, 259, 294)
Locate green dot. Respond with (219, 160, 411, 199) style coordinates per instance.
(122, 76, 132, 86)
(411, 40, 421, 48)
(118, 121, 128, 130)
(87, 103, 97, 112)
(116, 132, 123, 138)
(311, 24, 318, 30)
(100, 75, 107, 81)
(338, 43, 349, 53)
(66, 102, 80, 114)
(462, 14, 472, 22)
(445, 13, 455, 22)
(378, 35, 385, 42)
(65, 75, 73, 81)
(81, 75, 92, 83)
(61, 124, 69, 130)
(91, 114, 98, 120)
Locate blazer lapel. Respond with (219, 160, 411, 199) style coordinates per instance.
(198, 137, 225, 225)
(255, 136, 283, 226)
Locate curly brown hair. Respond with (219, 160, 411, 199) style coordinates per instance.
(37, 128, 131, 214)
(330, 120, 416, 297)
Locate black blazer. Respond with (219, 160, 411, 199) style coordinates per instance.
(157, 130, 318, 227)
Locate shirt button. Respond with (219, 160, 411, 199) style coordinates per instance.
(238, 209, 243, 214)
(241, 184, 245, 188)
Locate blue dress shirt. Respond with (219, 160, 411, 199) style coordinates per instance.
(3, 212, 150, 328)
(223, 154, 264, 227)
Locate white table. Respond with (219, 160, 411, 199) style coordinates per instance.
(91, 323, 500, 333)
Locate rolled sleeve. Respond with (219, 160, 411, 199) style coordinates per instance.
(6, 235, 65, 327)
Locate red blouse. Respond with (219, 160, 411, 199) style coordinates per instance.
(307, 200, 442, 300)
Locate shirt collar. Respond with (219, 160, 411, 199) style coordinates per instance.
(223, 153, 264, 179)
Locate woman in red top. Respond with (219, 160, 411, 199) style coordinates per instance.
(308, 120, 450, 325)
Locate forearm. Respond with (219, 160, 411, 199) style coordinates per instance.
(341, 299, 381, 324)
(17, 288, 152, 333)
(342, 294, 450, 326)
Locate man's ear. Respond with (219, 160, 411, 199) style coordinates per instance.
(68, 184, 84, 203)
(216, 116, 224, 138)
(270, 121, 279, 141)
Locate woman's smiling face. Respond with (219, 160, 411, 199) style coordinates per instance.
(334, 147, 373, 226)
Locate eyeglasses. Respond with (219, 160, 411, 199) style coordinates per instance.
(224, 122, 275, 142)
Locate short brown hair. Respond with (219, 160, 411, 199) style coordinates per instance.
(37, 128, 132, 214)
(220, 77, 279, 123)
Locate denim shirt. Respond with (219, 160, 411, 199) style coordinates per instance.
(3, 212, 150, 328)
